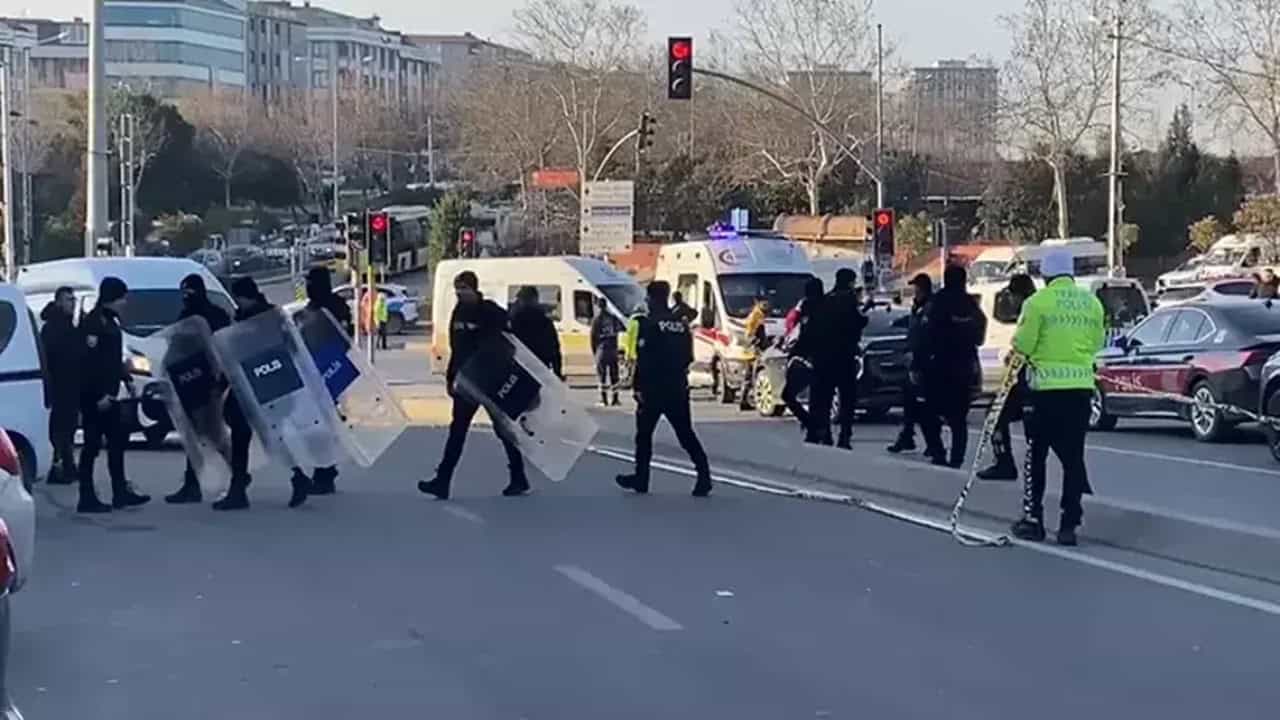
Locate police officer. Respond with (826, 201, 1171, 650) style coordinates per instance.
(303, 267, 352, 495)
(165, 274, 232, 504)
(809, 268, 869, 448)
(976, 273, 1037, 481)
(419, 271, 530, 500)
(590, 296, 624, 406)
(781, 277, 824, 436)
(77, 277, 150, 513)
(1010, 249, 1105, 546)
(510, 285, 563, 378)
(616, 281, 713, 497)
(41, 286, 81, 485)
(919, 264, 986, 468)
(888, 274, 935, 455)
(671, 291, 697, 325)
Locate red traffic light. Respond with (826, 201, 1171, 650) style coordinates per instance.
(369, 213, 388, 233)
(875, 211, 892, 228)
(670, 40, 691, 61)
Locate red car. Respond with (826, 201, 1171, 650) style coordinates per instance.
(1092, 299, 1280, 441)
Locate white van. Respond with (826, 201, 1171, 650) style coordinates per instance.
(430, 256, 645, 377)
(1157, 234, 1279, 291)
(17, 257, 235, 447)
(0, 283, 50, 483)
(652, 231, 815, 402)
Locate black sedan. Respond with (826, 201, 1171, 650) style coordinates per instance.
(750, 303, 910, 420)
(1093, 299, 1280, 442)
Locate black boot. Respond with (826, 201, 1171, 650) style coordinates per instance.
(165, 478, 203, 504)
(976, 457, 1018, 481)
(615, 474, 649, 494)
(611, 391, 621, 407)
(1010, 518, 1046, 542)
(1056, 526, 1079, 547)
(47, 462, 74, 486)
(886, 435, 917, 454)
(212, 479, 250, 511)
(502, 473, 531, 497)
(77, 486, 112, 514)
(112, 484, 151, 509)
(418, 476, 450, 500)
(310, 466, 337, 496)
(836, 431, 853, 450)
(691, 473, 713, 498)
(288, 470, 310, 509)
(599, 391, 609, 407)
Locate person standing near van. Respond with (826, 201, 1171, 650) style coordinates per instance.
(304, 267, 351, 495)
(77, 277, 150, 513)
(590, 296, 624, 406)
(887, 274, 934, 455)
(919, 265, 986, 468)
(419, 271, 530, 500)
(41, 286, 81, 485)
(616, 281, 713, 497)
(165, 274, 232, 505)
(510, 285, 563, 378)
(809, 269, 869, 449)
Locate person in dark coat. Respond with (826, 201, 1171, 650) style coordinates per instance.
(419, 271, 530, 500)
(671, 291, 698, 325)
(808, 268, 869, 448)
(888, 273, 936, 455)
(919, 264, 987, 468)
(41, 286, 81, 485)
(303, 267, 351, 495)
(76, 277, 150, 513)
(590, 296, 625, 406)
(976, 273, 1037, 481)
(781, 277, 825, 436)
(165, 274, 233, 504)
(510, 285, 563, 378)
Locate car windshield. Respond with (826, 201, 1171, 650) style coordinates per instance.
(116, 289, 236, 337)
(599, 283, 647, 316)
(1220, 303, 1280, 336)
(718, 273, 810, 319)
(1178, 255, 1206, 271)
(1160, 286, 1205, 302)
(1203, 248, 1246, 266)
(1096, 285, 1149, 328)
(865, 308, 910, 336)
(967, 260, 1007, 283)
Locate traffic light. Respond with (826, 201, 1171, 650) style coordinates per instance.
(368, 211, 390, 265)
(667, 37, 692, 100)
(872, 208, 895, 258)
(457, 227, 476, 258)
(94, 236, 114, 257)
(638, 111, 657, 154)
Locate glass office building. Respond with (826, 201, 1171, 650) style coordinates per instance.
(104, 0, 247, 95)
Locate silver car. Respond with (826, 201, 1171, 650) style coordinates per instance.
(0, 427, 34, 720)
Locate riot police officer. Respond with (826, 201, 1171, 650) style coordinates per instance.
(919, 265, 986, 468)
(616, 281, 713, 497)
(165, 274, 232, 504)
(809, 268, 868, 448)
(303, 267, 351, 495)
(77, 277, 150, 513)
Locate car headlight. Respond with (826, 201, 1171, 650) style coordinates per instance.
(127, 354, 152, 376)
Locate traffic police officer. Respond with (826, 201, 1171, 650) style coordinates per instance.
(616, 281, 713, 497)
(1009, 249, 1105, 546)
(77, 277, 150, 513)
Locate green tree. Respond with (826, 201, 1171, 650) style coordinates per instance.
(1233, 196, 1280, 238)
(428, 191, 472, 269)
(1187, 215, 1226, 253)
(896, 212, 933, 260)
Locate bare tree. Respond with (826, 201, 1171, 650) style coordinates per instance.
(180, 88, 260, 208)
(269, 91, 338, 218)
(1000, 0, 1164, 239)
(719, 0, 879, 215)
(106, 88, 172, 202)
(1173, 0, 1280, 193)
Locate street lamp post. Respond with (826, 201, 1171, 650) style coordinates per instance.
(1107, 3, 1124, 277)
(1, 60, 13, 281)
(86, 0, 109, 256)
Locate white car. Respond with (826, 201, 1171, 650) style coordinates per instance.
(1154, 277, 1256, 308)
(0, 426, 35, 720)
(0, 284, 50, 484)
(332, 283, 421, 334)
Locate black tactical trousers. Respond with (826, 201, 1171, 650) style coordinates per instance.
(633, 390, 709, 488)
(78, 398, 127, 494)
(435, 396, 525, 487)
(1023, 389, 1093, 529)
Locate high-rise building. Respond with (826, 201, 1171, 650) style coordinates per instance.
(245, 2, 307, 104)
(405, 32, 530, 87)
(0, 18, 89, 91)
(102, 0, 248, 96)
(908, 60, 998, 162)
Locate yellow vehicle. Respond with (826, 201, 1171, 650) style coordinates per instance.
(430, 256, 645, 378)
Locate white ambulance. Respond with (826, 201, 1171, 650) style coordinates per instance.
(652, 230, 816, 403)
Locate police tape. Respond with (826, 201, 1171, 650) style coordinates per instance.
(1098, 374, 1279, 428)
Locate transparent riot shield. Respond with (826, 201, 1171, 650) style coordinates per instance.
(291, 307, 408, 466)
(210, 307, 347, 471)
(453, 332, 598, 482)
(139, 316, 232, 496)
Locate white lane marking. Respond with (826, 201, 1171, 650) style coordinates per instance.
(440, 505, 485, 525)
(588, 446, 1280, 619)
(554, 565, 684, 631)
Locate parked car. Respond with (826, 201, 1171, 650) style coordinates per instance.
(0, 426, 35, 720)
(751, 302, 910, 420)
(0, 283, 50, 486)
(334, 283, 421, 335)
(222, 245, 268, 275)
(1093, 299, 1280, 441)
(1154, 277, 1256, 309)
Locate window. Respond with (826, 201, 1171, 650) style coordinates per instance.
(599, 283, 645, 316)
(573, 291, 595, 325)
(0, 300, 16, 357)
(1165, 310, 1212, 345)
(338, 42, 348, 58)
(274, 22, 280, 35)
(1216, 280, 1255, 297)
(701, 281, 718, 327)
(507, 285, 562, 321)
(312, 70, 328, 87)
(1096, 285, 1149, 328)
(1128, 311, 1175, 348)
(676, 274, 698, 308)
(311, 42, 325, 58)
(716, 273, 809, 319)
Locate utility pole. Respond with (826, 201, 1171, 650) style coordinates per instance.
(876, 23, 885, 210)
(1107, 1, 1123, 277)
(20, 46, 31, 266)
(86, 0, 109, 256)
(117, 113, 136, 256)
(1, 60, 12, 281)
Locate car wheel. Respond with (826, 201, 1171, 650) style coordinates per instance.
(753, 369, 784, 417)
(144, 425, 170, 450)
(1188, 381, 1228, 442)
(1089, 387, 1118, 431)
(386, 312, 405, 335)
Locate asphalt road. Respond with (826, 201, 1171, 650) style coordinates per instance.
(10, 398, 1280, 718)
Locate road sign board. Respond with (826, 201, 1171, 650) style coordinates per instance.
(580, 180, 634, 256)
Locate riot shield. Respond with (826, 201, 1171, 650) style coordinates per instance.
(210, 307, 348, 471)
(140, 316, 232, 496)
(453, 332, 598, 482)
(291, 307, 408, 466)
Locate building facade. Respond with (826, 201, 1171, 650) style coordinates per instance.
(245, 1, 307, 104)
(406, 32, 530, 87)
(908, 60, 998, 162)
(101, 0, 248, 95)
